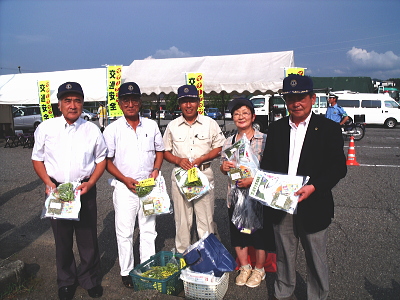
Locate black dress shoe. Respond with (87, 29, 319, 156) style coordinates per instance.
(122, 275, 134, 288)
(87, 285, 103, 298)
(58, 285, 75, 300)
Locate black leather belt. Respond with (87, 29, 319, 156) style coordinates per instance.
(50, 177, 90, 186)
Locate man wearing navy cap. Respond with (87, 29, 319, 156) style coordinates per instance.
(32, 82, 107, 299)
(260, 75, 347, 300)
(103, 82, 164, 288)
(163, 84, 226, 253)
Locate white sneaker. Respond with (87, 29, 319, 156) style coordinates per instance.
(245, 268, 265, 288)
(235, 266, 252, 286)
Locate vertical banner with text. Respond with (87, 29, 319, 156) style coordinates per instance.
(186, 73, 204, 115)
(285, 67, 305, 77)
(107, 65, 123, 118)
(37, 80, 54, 120)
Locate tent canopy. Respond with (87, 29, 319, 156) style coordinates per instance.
(0, 68, 111, 105)
(0, 51, 294, 105)
(124, 51, 294, 96)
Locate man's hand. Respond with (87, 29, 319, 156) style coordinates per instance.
(76, 181, 94, 195)
(295, 184, 315, 202)
(122, 177, 139, 193)
(177, 157, 194, 170)
(45, 182, 57, 196)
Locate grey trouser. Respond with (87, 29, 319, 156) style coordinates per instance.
(274, 213, 329, 300)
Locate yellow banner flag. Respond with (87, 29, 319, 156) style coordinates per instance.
(285, 67, 305, 77)
(37, 80, 54, 120)
(107, 65, 123, 117)
(186, 73, 205, 115)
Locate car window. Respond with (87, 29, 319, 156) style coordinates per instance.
(384, 100, 399, 108)
(361, 100, 381, 108)
(250, 98, 265, 108)
(337, 100, 359, 108)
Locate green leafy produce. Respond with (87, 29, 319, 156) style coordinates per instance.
(57, 183, 75, 202)
(137, 185, 154, 198)
(184, 177, 203, 187)
(141, 263, 179, 280)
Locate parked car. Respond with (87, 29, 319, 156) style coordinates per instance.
(80, 108, 97, 121)
(141, 108, 152, 118)
(172, 110, 182, 119)
(156, 110, 167, 119)
(224, 109, 232, 119)
(206, 108, 222, 119)
(164, 111, 174, 120)
(13, 106, 42, 131)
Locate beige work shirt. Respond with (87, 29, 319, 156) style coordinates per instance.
(163, 114, 225, 163)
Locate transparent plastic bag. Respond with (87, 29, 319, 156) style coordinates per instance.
(41, 181, 81, 221)
(140, 173, 173, 216)
(174, 167, 212, 201)
(230, 187, 263, 234)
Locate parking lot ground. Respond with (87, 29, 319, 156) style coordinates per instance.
(0, 125, 399, 299)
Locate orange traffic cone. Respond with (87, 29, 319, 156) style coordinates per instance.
(346, 136, 360, 166)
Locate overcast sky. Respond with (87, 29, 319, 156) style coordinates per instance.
(1, 0, 400, 80)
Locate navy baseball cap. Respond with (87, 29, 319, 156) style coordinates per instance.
(281, 74, 313, 95)
(57, 82, 84, 99)
(227, 98, 254, 113)
(177, 85, 199, 100)
(118, 82, 141, 97)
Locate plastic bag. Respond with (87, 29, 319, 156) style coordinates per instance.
(41, 181, 81, 221)
(139, 173, 172, 216)
(249, 169, 309, 214)
(224, 134, 259, 187)
(174, 167, 212, 201)
(183, 232, 236, 277)
(230, 187, 263, 234)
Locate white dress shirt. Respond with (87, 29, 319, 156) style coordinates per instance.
(32, 116, 107, 183)
(103, 116, 165, 181)
(288, 113, 312, 176)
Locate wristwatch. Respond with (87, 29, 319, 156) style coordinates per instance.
(152, 168, 160, 171)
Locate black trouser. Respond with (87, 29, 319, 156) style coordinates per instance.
(50, 179, 101, 289)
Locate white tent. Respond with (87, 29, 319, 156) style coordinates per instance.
(0, 68, 118, 105)
(0, 51, 294, 105)
(124, 51, 294, 95)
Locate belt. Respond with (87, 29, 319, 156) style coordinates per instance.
(50, 177, 90, 187)
(198, 163, 211, 171)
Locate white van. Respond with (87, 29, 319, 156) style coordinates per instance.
(311, 91, 400, 128)
(250, 94, 287, 132)
(334, 91, 399, 128)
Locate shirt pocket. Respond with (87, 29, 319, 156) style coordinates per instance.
(143, 137, 156, 152)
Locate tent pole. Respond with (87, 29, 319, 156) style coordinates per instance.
(221, 91, 226, 132)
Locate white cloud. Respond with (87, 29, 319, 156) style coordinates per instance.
(334, 69, 346, 74)
(145, 46, 191, 60)
(347, 47, 400, 70)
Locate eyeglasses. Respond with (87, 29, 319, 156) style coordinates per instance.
(120, 99, 140, 106)
(233, 111, 251, 118)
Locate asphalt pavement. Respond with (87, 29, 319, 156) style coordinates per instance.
(0, 121, 399, 299)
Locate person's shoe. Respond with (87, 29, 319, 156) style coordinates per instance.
(235, 266, 252, 286)
(122, 275, 134, 288)
(87, 285, 103, 298)
(58, 285, 75, 300)
(245, 268, 265, 288)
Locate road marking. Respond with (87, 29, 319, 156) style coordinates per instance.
(345, 146, 400, 149)
(358, 164, 400, 168)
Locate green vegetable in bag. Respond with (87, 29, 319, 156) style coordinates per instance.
(57, 183, 75, 202)
(136, 185, 154, 198)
